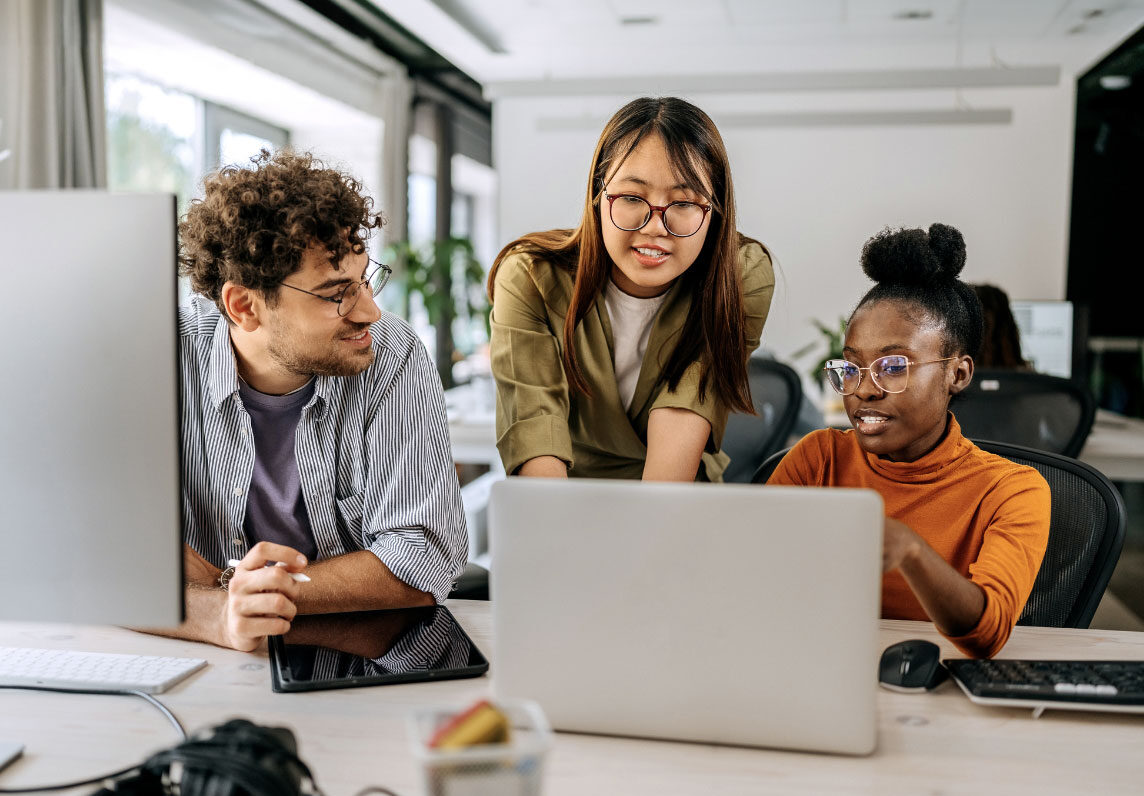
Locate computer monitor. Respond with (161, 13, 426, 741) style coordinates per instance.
(1010, 300, 1075, 379)
(0, 192, 183, 625)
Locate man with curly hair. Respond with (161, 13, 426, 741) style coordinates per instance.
(149, 150, 467, 652)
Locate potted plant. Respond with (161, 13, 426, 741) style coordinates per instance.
(791, 316, 848, 415)
(385, 237, 488, 389)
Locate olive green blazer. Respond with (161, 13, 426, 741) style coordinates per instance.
(489, 241, 775, 481)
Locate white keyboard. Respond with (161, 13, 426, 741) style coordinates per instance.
(0, 647, 207, 694)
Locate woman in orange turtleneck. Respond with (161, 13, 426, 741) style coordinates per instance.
(769, 224, 1049, 658)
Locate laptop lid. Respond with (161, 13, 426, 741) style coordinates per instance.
(490, 478, 883, 755)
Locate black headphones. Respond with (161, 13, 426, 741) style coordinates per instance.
(91, 719, 320, 796)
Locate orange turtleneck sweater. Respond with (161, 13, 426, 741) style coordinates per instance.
(768, 415, 1050, 658)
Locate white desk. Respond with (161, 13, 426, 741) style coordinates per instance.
(444, 382, 500, 468)
(2, 604, 1143, 795)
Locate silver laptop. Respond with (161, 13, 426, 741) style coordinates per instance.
(489, 478, 883, 755)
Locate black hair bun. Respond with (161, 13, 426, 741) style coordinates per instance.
(860, 223, 966, 286)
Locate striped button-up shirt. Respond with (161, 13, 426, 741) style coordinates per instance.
(282, 607, 474, 683)
(179, 296, 467, 603)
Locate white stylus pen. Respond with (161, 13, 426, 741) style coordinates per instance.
(227, 559, 311, 583)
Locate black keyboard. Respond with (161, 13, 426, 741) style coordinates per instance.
(945, 659, 1144, 708)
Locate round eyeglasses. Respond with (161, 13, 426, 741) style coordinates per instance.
(824, 355, 958, 396)
(278, 258, 392, 317)
(602, 189, 711, 238)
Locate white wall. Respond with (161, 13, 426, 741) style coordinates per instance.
(493, 82, 1076, 365)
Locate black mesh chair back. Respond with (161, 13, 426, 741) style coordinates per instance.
(751, 446, 791, 484)
(977, 441, 1125, 628)
(448, 561, 490, 601)
(722, 358, 802, 483)
(954, 370, 1096, 458)
(752, 439, 1125, 628)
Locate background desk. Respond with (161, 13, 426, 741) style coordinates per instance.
(445, 381, 499, 469)
(1, 604, 1142, 795)
(1080, 410, 1144, 482)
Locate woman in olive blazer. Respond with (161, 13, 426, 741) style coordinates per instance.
(488, 97, 775, 482)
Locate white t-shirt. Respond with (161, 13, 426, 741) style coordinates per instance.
(604, 280, 670, 410)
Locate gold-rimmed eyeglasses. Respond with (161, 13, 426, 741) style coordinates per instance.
(279, 258, 392, 317)
(824, 355, 957, 396)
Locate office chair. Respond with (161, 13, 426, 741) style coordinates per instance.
(980, 440, 1125, 629)
(448, 470, 500, 601)
(953, 370, 1096, 458)
(750, 446, 789, 484)
(752, 440, 1126, 629)
(449, 561, 490, 601)
(721, 358, 803, 483)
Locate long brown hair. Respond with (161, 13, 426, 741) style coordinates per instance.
(488, 97, 754, 413)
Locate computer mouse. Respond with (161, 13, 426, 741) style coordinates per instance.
(879, 639, 949, 692)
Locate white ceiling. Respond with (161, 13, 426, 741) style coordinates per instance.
(105, 0, 390, 130)
(371, 0, 1144, 88)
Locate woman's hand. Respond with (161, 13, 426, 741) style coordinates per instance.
(882, 517, 922, 573)
(884, 516, 986, 638)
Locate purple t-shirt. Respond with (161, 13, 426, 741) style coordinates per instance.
(238, 378, 318, 561)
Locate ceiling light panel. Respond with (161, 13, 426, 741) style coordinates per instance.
(1044, 0, 1144, 37)
(724, 0, 844, 25)
(609, 0, 719, 25)
(846, 0, 959, 22)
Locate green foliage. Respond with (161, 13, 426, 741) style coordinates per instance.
(790, 316, 848, 381)
(106, 111, 194, 216)
(384, 236, 489, 334)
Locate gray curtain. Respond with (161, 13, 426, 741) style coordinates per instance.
(0, 0, 106, 189)
(378, 70, 412, 249)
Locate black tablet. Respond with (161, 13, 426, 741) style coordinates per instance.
(267, 605, 489, 693)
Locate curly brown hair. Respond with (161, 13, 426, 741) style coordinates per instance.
(178, 149, 383, 318)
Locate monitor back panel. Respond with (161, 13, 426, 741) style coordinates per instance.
(0, 192, 182, 625)
(490, 478, 883, 755)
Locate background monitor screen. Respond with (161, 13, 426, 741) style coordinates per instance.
(0, 192, 183, 626)
(1011, 300, 1074, 379)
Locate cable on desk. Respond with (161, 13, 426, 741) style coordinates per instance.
(0, 685, 186, 793)
(0, 693, 405, 796)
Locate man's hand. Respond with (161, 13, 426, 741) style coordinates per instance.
(139, 542, 433, 651)
(222, 541, 307, 652)
(882, 517, 922, 573)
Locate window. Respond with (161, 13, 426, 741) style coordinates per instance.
(105, 73, 199, 217)
(404, 135, 497, 371)
(106, 73, 293, 303)
(106, 72, 291, 205)
(205, 103, 289, 169)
